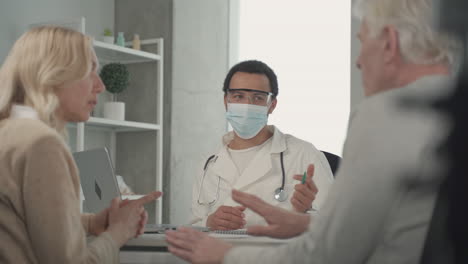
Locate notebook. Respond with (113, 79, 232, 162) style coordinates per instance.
(144, 224, 210, 234)
(144, 226, 247, 235)
(211, 229, 248, 235)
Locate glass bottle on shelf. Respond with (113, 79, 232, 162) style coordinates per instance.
(132, 34, 141, 50)
(116, 32, 126, 47)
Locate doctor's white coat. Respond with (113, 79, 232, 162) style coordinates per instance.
(191, 125, 334, 227)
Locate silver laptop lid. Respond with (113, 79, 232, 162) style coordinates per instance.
(73, 147, 121, 213)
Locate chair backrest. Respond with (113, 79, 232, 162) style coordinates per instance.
(320, 151, 341, 177)
(420, 181, 454, 264)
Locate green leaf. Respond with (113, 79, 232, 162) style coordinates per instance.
(99, 63, 130, 94)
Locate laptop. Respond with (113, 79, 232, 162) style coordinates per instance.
(73, 147, 121, 214)
(73, 147, 211, 233)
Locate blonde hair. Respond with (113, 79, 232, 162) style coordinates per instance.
(353, 0, 461, 66)
(0, 26, 94, 133)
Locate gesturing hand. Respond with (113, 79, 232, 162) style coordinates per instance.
(89, 208, 110, 236)
(206, 205, 246, 230)
(291, 164, 318, 212)
(107, 191, 162, 246)
(119, 198, 149, 237)
(232, 189, 310, 239)
(89, 197, 150, 237)
(166, 227, 232, 264)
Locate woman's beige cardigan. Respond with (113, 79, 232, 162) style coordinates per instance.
(0, 117, 119, 263)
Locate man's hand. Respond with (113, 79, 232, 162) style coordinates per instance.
(166, 227, 232, 264)
(232, 189, 310, 239)
(291, 164, 318, 212)
(206, 205, 246, 230)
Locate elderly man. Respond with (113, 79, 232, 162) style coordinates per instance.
(166, 0, 459, 263)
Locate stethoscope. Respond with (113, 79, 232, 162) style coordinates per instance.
(196, 152, 288, 205)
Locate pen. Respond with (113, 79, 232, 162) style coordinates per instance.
(302, 171, 316, 212)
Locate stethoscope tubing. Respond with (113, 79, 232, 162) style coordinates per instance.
(197, 151, 286, 205)
(279, 152, 286, 190)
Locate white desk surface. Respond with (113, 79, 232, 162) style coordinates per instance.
(120, 233, 291, 264)
(124, 233, 289, 248)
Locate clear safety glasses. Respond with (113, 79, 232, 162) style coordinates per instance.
(226, 88, 274, 106)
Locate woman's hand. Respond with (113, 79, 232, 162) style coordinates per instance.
(89, 198, 150, 236)
(89, 208, 109, 236)
(107, 191, 162, 246)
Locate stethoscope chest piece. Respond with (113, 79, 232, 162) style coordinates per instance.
(274, 187, 288, 202)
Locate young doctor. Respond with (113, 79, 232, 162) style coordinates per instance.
(191, 60, 334, 230)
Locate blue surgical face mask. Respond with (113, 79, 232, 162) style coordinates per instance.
(225, 103, 269, 139)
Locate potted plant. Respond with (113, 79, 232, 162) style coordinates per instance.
(100, 63, 130, 120)
(102, 28, 114, 44)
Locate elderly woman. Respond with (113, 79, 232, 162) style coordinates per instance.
(0, 26, 161, 263)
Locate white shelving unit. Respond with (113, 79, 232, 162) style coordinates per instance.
(86, 117, 161, 132)
(70, 38, 164, 224)
(93, 40, 161, 64)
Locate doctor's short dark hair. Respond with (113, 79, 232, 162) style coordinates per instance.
(222, 60, 279, 97)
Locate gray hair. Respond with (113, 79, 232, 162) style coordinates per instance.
(353, 0, 461, 67)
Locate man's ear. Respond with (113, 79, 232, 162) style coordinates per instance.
(224, 95, 228, 111)
(268, 98, 277, 114)
(382, 25, 400, 64)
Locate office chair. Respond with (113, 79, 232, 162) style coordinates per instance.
(419, 181, 454, 264)
(420, 177, 468, 264)
(320, 151, 341, 177)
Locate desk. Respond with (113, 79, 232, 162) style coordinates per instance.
(120, 233, 290, 264)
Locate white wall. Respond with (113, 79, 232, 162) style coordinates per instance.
(237, 0, 351, 155)
(170, 0, 230, 224)
(0, 0, 114, 62)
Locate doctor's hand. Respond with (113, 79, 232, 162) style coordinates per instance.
(166, 227, 232, 264)
(206, 205, 246, 230)
(292, 164, 318, 213)
(232, 189, 310, 239)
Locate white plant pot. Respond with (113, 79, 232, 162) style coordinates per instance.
(102, 36, 114, 44)
(103, 102, 125, 121)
